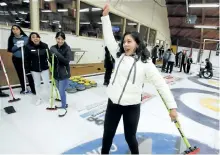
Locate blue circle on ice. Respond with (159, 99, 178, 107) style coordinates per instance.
(63, 132, 219, 154)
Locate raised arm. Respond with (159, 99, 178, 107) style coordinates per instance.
(145, 60, 178, 120)
(101, 4, 119, 60)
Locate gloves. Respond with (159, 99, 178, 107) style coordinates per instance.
(16, 40, 24, 48)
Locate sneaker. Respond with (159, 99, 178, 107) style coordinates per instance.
(58, 108, 67, 117)
(0, 92, 9, 97)
(36, 99, 42, 106)
(55, 104, 68, 109)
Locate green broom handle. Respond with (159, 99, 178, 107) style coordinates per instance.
(158, 90, 191, 148)
(46, 49, 59, 99)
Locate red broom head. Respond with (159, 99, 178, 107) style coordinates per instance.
(184, 147, 200, 154)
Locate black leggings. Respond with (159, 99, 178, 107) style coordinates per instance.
(12, 56, 35, 93)
(101, 99, 140, 154)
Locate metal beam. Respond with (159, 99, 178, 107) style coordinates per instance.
(197, 0, 206, 63)
(166, 2, 186, 5)
(168, 15, 219, 18)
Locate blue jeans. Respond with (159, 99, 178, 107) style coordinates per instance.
(56, 79, 68, 108)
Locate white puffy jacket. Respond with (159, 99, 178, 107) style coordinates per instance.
(101, 15, 177, 109)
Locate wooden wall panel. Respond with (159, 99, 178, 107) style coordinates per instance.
(0, 49, 105, 87)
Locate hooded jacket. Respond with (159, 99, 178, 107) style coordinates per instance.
(49, 42, 71, 80)
(24, 41, 49, 73)
(101, 15, 177, 109)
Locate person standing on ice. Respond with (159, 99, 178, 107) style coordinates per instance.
(49, 32, 71, 117)
(24, 32, 50, 105)
(100, 3, 178, 154)
(7, 25, 35, 94)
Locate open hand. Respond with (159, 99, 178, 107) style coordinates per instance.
(169, 109, 178, 121)
(102, 3, 110, 16)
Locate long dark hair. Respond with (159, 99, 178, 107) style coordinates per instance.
(28, 32, 41, 46)
(55, 31, 66, 40)
(7, 25, 27, 52)
(117, 31, 150, 63)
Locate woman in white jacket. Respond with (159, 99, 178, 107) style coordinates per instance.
(101, 4, 178, 154)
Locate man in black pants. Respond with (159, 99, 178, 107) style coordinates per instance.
(104, 46, 115, 86)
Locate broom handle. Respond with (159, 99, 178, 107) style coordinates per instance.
(50, 54, 54, 107)
(46, 50, 59, 99)
(158, 90, 191, 148)
(0, 56, 15, 98)
(21, 46, 27, 92)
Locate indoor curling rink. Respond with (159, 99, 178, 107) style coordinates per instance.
(0, 63, 219, 154)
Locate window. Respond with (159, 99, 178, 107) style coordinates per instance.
(39, 0, 77, 34)
(148, 29, 156, 46)
(139, 25, 149, 45)
(109, 13, 123, 41)
(125, 19, 137, 33)
(79, 2, 102, 38)
(0, 1, 30, 29)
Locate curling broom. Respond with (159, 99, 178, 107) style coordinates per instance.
(158, 90, 200, 154)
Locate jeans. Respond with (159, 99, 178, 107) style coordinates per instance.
(56, 79, 68, 108)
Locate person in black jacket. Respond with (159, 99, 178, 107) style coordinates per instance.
(151, 45, 158, 64)
(104, 46, 115, 86)
(50, 32, 71, 117)
(24, 32, 50, 105)
(186, 56, 193, 73)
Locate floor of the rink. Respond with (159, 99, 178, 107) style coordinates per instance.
(0, 64, 219, 154)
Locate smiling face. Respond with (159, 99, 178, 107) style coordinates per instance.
(123, 34, 138, 56)
(31, 34, 40, 45)
(56, 36, 65, 47)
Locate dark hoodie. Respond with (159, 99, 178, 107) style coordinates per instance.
(24, 32, 49, 73)
(49, 42, 71, 80)
(7, 25, 28, 58)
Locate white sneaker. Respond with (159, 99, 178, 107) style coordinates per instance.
(35, 99, 42, 106)
(58, 108, 67, 117)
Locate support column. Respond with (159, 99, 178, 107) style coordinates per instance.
(30, 0, 40, 31)
(122, 18, 126, 34)
(136, 23, 140, 33)
(76, 0, 80, 36)
(146, 27, 150, 45)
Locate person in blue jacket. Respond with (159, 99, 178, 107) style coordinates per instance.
(7, 25, 35, 94)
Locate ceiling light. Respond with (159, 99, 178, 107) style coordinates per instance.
(80, 22, 90, 25)
(52, 20, 60, 24)
(19, 11, 28, 15)
(58, 9, 68, 12)
(41, 20, 49, 23)
(0, 2, 7, 6)
(41, 10, 52, 12)
(80, 8, 89, 12)
(194, 25, 218, 29)
(128, 23, 137, 26)
(92, 8, 102, 11)
(23, 0, 29, 3)
(189, 3, 219, 8)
